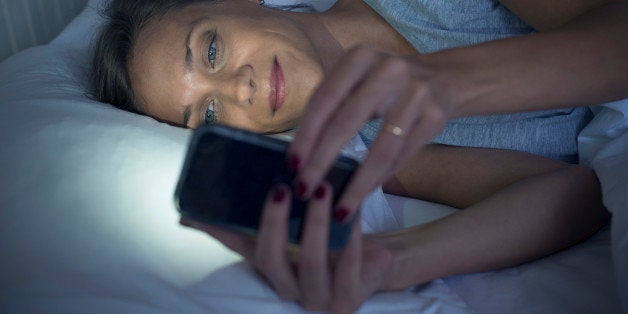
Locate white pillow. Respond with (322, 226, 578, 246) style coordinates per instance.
(0, 3, 472, 313)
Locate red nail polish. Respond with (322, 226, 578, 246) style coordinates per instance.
(288, 155, 301, 171)
(296, 181, 308, 198)
(314, 185, 326, 199)
(333, 207, 349, 222)
(273, 186, 286, 203)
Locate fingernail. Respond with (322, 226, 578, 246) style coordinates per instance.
(333, 207, 350, 222)
(296, 181, 308, 198)
(179, 219, 192, 227)
(273, 186, 286, 203)
(314, 184, 326, 199)
(288, 154, 301, 171)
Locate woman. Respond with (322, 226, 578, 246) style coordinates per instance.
(92, 0, 625, 312)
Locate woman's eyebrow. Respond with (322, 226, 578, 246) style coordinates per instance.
(183, 103, 192, 126)
(184, 31, 194, 73)
(182, 17, 211, 125)
(184, 17, 210, 73)
(185, 46, 193, 73)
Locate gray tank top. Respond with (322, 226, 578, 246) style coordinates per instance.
(359, 0, 592, 163)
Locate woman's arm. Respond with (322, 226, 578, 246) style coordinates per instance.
(289, 0, 628, 219)
(384, 144, 577, 208)
(378, 146, 610, 289)
(499, 0, 624, 31)
(182, 146, 610, 312)
(437, 0, 628, 117)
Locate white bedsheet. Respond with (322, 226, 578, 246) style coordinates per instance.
(579, 101, 628, 311)
(0, 0, 623, 313)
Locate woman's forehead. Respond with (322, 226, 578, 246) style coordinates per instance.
(136, 1, 243, 43)
(140, 5, 204, 37)
(129, 15, 192, 118)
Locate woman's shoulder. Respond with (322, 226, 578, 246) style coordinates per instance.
(362, 0, 535, 53)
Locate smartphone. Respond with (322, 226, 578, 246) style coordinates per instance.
(174, 124, 359, 250)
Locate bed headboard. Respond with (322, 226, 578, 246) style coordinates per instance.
(0, 0, 88, 63)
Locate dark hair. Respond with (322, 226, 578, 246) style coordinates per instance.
(91, 0, 209, 113)
(91, 0, 313, 114)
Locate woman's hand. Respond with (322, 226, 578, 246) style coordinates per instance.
(180, 183, 395, 313)
(289, 46, 451, 221)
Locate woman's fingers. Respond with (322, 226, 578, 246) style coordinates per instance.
(331, 214, 364, 314)
(391, 105, 447, 176)
(332, 129, 406, 218)
(297, 182, 333, 310)
(334, 83, 446, 220)
(296, 56, 410, 199)
(254, 184, 301, 301)
(290, 46, 381, 169)
(183, 184, 380, 313)
(289, 47, 447, 212)
(336, 90, 420, 215)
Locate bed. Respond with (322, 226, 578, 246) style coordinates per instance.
(1, 0, 626, 313)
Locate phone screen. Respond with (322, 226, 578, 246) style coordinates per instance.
(175, 124, 358, 250)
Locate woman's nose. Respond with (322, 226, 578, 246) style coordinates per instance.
(218, 65, 255, 106)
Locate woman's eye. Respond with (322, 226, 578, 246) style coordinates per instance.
(208, 34, 217, 68)
(205, 99, 216, 124)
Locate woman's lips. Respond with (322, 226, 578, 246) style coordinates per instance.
(270, 57, 286, 113)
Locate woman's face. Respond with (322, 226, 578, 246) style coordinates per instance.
(129, 0, 324, 132)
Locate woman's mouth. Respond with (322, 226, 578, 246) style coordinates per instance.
(270, 57, 286, 114)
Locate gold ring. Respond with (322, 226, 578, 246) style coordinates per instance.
(383, 124, 405, 137)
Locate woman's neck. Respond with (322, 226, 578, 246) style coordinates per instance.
(321, 0, 417, 56)
(287, 0, 417, 75)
